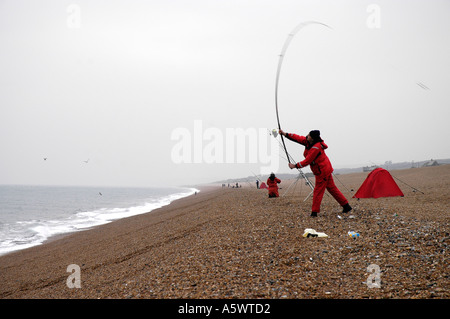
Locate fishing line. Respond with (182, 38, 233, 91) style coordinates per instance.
(390, 174, 425, 194)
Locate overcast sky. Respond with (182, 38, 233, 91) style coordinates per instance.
(1, 0, 449, 187)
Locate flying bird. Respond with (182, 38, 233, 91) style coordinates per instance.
(416, 82, 430, 90)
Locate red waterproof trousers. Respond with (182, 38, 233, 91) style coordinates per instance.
(312, 174, 348, 213)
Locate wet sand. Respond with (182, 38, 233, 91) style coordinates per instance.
(0, 165, 448, 299)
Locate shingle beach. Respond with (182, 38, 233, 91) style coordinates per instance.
(0, 165, 448, 299)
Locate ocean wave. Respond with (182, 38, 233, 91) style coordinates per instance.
(0, 187, 199, 256)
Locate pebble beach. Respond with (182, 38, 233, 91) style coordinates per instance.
(0, 165, 448, 299)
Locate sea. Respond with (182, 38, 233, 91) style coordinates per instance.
(0, 185, 199, 256)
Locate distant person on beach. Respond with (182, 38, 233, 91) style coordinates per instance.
(267, 173, 281, 198)
(279, 129, 352, 217)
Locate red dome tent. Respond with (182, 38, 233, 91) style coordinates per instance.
(353, 168, 404, 199)
(259, 182, 268, 189)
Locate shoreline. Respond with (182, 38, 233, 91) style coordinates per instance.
(0, 185, 206, 257)
(0, 166, 448, 299)
(39, 186, 209, 246)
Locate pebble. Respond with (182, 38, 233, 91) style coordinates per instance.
(0, 165, 449, 299)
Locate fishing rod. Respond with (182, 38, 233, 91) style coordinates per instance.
(275, 21, 332, 166)
(274, 21, 331, 196)
(250, 170, 263, 183)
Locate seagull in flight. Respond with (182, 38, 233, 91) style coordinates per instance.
(83, 158, 90, 164)
(416, 82, 430, 90)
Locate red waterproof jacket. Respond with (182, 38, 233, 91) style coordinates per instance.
(286, 133, 333, 177)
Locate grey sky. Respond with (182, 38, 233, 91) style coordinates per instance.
(1, 0, 449, 187)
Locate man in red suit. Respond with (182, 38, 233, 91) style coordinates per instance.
(267, 173, 281, 198)
(279, 129, 352, 217)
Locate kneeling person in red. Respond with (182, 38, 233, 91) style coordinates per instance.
(279, 129, 352, 217)
(267, 173, 281, 198)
